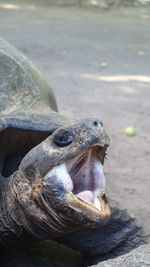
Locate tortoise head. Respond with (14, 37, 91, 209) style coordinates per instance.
(15, 118, 110, 239)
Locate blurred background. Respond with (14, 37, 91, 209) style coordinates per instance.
(0, 0, 149, 237)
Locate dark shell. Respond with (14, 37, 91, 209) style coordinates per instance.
(0, 37, 72, 133)
(0, 38, 74, 178)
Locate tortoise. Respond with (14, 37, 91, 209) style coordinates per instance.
(0, 37, 145, 266)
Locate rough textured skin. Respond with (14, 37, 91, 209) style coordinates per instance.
(0, 118, 110, 244)
(0, 196, 146, 266)
(0, 38, 147, 266)
(57, 198, 146, 265)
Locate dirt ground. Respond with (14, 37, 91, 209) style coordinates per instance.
(0, 1, 150, 238)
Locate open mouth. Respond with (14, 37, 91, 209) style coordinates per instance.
(44, 145, 108, 213)
(66, 147, 106, 211)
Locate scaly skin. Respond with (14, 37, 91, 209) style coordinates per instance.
(58, 198, 146, 265)
(0, 189, 145, 266)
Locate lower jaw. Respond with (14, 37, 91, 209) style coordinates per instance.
(42, 180, 110, 228)
(62, 191, 111, 228)
(42, 182, 111, 228)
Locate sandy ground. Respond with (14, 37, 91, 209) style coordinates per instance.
(0, 1, 150, 239)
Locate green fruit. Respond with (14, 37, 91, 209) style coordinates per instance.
(101, 62, 108, 68)
(125, 127, 136, 136)
(138, 51, 145, 56)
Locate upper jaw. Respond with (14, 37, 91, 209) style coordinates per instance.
(43, 145, 111, 224)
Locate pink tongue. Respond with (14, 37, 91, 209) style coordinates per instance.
(76, 190, 93, 203)
(76, 190, 101, 211)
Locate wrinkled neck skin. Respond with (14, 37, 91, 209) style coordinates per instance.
(0, 171, 78, 245)
(0, 165, 145, 262)
(0, 175, 23, 244)
(0, 175, 144, 263)
(56, 198, 145, 265)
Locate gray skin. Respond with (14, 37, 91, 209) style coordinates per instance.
(0, 38, 146, 266)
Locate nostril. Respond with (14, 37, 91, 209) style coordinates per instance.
(94, 121, 98, 126)
(93, 120, 103, 127)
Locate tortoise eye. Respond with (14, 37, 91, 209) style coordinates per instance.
(54, 131, 75, 147)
